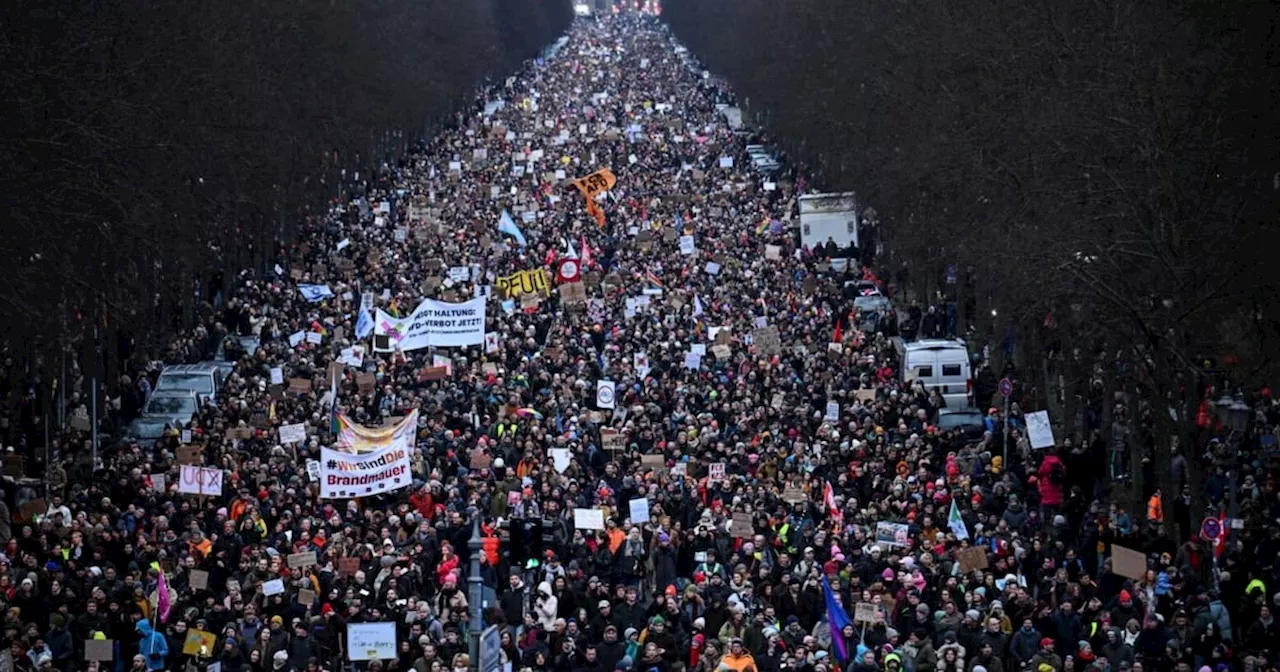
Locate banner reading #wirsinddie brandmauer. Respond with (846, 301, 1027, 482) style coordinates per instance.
(319, 443, 412, 499)
(374, 296, 485, 350)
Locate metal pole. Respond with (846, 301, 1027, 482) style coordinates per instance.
(468, 517, 484, 668)
(58, 349, 65, 431)
(1003, 391, 1011, 467)
(43, 400, 49, 484)
(90, 376, 98, 471)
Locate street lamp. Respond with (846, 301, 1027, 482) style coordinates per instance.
(468, 516, 484, 668)
(1214, 393, 1251, 522)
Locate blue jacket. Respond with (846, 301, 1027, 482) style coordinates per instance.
(136, 619, 169, 671)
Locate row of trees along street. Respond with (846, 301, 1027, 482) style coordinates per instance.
(0, 0, 570, 443)
(663, 0, 1280, 513)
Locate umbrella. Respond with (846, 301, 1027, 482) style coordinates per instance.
(516, 408, 544, 421)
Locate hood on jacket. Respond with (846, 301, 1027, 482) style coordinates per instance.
(137, 619, 157, 637)
(538, 581, 553, 597)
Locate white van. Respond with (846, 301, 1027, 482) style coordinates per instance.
(901, 339, 973, 410)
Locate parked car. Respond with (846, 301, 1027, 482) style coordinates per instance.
(155, 362, 224, 404)
(935, 408, 986, 441)
(141, 390, 200, 428)
(122, 416, 171, 443)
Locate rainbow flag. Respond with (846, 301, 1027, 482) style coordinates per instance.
(755, 218, 770, 235)
(646, 270, 663, 288)
(823, 577, 853, 661)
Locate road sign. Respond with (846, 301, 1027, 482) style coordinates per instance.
(1200, 516, 1222, 541)
(998, 378, 1013, 397)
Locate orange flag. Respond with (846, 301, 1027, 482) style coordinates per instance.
(573, 168, 617, 228)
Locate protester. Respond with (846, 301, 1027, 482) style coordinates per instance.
(0, 11, 1275, 672)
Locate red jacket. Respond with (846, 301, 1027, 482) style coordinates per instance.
(1037, 455, 1066, 506)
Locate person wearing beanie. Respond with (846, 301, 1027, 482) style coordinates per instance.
(44, 614, 73, 668)
(646, 616, 677, 664)
(1112, 590, 1141, 628)
(623, 627, 640, 662)
(690, 628, 706, 670)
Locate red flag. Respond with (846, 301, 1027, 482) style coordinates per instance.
(832, 318, 843, 344)
(580, 236, 593, 269)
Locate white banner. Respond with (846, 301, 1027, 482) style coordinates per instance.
(596, 380, 616, 409)
(178, 466, 223, 497)
(319, 444, 412, 499)
(374, 296, 486, 350)
(347, 622, 397, 662)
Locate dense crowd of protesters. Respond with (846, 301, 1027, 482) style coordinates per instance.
(0, 13, 1277, 672)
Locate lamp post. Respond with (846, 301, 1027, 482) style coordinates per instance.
(1215, 394, 1251, 521)
(468, 516, 484, 669)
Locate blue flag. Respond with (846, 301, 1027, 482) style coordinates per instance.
(498, 210, 528, 247)
(355, 306, 374, 340)
(822, 577, 853, 661)
(297, 284, 334, 303)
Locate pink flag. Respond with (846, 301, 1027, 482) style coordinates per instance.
(157, 571, 171, 623)
(580, 236, 593, 269)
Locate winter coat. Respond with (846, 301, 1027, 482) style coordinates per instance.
(1009, 628, 1041, 666)
(535, 582, 559, 631)
(136, 619, 170, 672)
(1037, 456, 1066, 507)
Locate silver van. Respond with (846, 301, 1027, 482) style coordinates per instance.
(155, 363, 224, 405)
(900, 339, 973, 410)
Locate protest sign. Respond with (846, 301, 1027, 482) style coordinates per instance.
(288, 551, 318, 569)
(629, 498, 650, 524)
(183, 629, 217, 655)
(175, 445, 202, 465)
(84, 639, 114, 661)
(374, 297, 487, 349)
(854, 603, 880, 624)
(875, 521, 910, 547)
(957, 546, 989, 573)
(573, 508, 605, 530)
(1112, 545, 1146, 580)
(319, 444, 412, 499)
(178, 466, 222, 497)
(1026, 410, 1056, 448)
(601, 429, 626, 451)
(496, 268, 551, 298)
(278, 423, 306, 445)
(347, 622, 397, 661)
